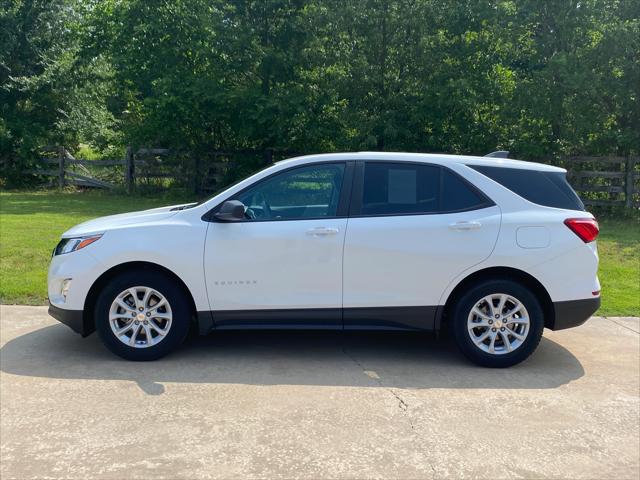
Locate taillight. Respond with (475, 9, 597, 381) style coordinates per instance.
(564, 218, 599, 243)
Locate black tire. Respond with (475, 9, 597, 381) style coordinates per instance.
(451, 279, 544, 368)
(95, 270, 191, 361)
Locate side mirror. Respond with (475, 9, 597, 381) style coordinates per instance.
(213, 200, 245, 222)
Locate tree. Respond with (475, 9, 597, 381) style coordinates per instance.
(2, 0, 638, 185)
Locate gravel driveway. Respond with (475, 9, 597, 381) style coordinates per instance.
(1, 305, 638, 479)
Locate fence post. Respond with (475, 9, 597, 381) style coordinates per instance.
(626, 157, 636, 208)
(263, 148, 273, 165)
(193, 156, 201, 194)
(125, 147, 134, 193)
(58, 146, 65, 189)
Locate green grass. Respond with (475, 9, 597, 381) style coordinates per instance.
(1, 190, 638, 316)
(596, 217, 640, 316)
(0, 190, 195, 305)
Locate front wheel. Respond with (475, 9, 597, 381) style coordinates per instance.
(95, 270, 191, 361)
(451, 279, 544, 368)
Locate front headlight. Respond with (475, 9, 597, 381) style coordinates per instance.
(54, 235, 102, 256)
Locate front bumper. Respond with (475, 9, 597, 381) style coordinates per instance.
(550, 297, 601, 330)
(48, 303, 89, 336)
(48, 247, 104, 311)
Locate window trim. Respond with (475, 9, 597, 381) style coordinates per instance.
(202, 161, 355, 223)
(349, 160, 495, 218)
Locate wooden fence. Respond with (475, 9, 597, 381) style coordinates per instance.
(554, 156, 639, 208)
(25, 147, 286, 194)
(25, 149, 639, 208)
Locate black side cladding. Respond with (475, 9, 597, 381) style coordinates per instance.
(551, 297, 601, 330)
(48, 303, 88, 336)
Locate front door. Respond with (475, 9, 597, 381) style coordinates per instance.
(342, 161, 501, 329)
(204, 162, 351, 328)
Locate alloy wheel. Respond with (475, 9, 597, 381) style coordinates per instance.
(108, 286, 173, 348)
(466, 293, 530, 355)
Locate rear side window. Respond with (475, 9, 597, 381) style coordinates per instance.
(470, 166, 585, 211)
(359, 162, 492, 216)
(362, 163, 440, 215)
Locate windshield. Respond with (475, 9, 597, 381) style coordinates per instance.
(198, 162, 277, 205)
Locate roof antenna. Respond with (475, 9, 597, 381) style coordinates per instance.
(484, 151, 509, 158)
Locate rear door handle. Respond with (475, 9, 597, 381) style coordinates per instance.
(306, 227, 339, 236)
(449, 221, 482, 231)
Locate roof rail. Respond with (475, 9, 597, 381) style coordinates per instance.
(484, 150, 509, 158)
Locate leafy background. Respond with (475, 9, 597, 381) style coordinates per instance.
(1, 0, 639, 184)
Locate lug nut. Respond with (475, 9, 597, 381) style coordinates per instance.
(134, 320, 140, 325)
(500, 327, 505, 331)
(143, 320, 148, 325)
(139, 307, 143, 312)
(146, 312, 151, 317)
(131, 312, 136, 317)
(488, 320, 493, 325)
(492, 328, 496, 332)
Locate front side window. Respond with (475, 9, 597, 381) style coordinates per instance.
(359, 162, 490, 216)
(236, 163, 345, 221)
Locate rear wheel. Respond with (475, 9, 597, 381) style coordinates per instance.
(451, 279, 544, 367)
(95, 270, 191, 360)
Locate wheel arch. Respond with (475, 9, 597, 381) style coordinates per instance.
(437, 266, 554, 331)
(82, 261, 198, 336)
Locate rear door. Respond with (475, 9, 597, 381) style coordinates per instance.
(342, 161, 501, 329)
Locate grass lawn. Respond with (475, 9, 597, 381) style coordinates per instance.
(0, 190, 195, 305)
(595, 217, 640, 316)
(1, 190, 638, 316)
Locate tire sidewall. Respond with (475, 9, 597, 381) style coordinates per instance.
(95, 270, 191, 361)
(452, 279, 544, 368)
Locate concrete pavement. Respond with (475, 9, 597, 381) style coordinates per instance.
(1, 305, 638, 479)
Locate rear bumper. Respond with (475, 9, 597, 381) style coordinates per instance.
(48, 303, 88, 336)
(550, 297, 601, 330)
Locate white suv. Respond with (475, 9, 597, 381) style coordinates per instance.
(48, 152, 600, 367)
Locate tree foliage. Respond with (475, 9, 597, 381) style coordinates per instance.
(1, 0, 638, 181)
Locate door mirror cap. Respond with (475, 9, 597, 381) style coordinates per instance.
(213, 200, 245, 221)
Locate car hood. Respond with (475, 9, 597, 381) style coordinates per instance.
(62, 203, 197, 237)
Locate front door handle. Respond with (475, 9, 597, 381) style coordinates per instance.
(306, 227, 339, 236)
(449, 221, 482, 231)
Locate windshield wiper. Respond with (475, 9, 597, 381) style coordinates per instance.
(170, 203, 198, 211)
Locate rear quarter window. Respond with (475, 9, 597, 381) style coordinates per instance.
(470, 165, 585, 211)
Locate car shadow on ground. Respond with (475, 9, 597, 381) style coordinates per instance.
(0, 324, 584, 395)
